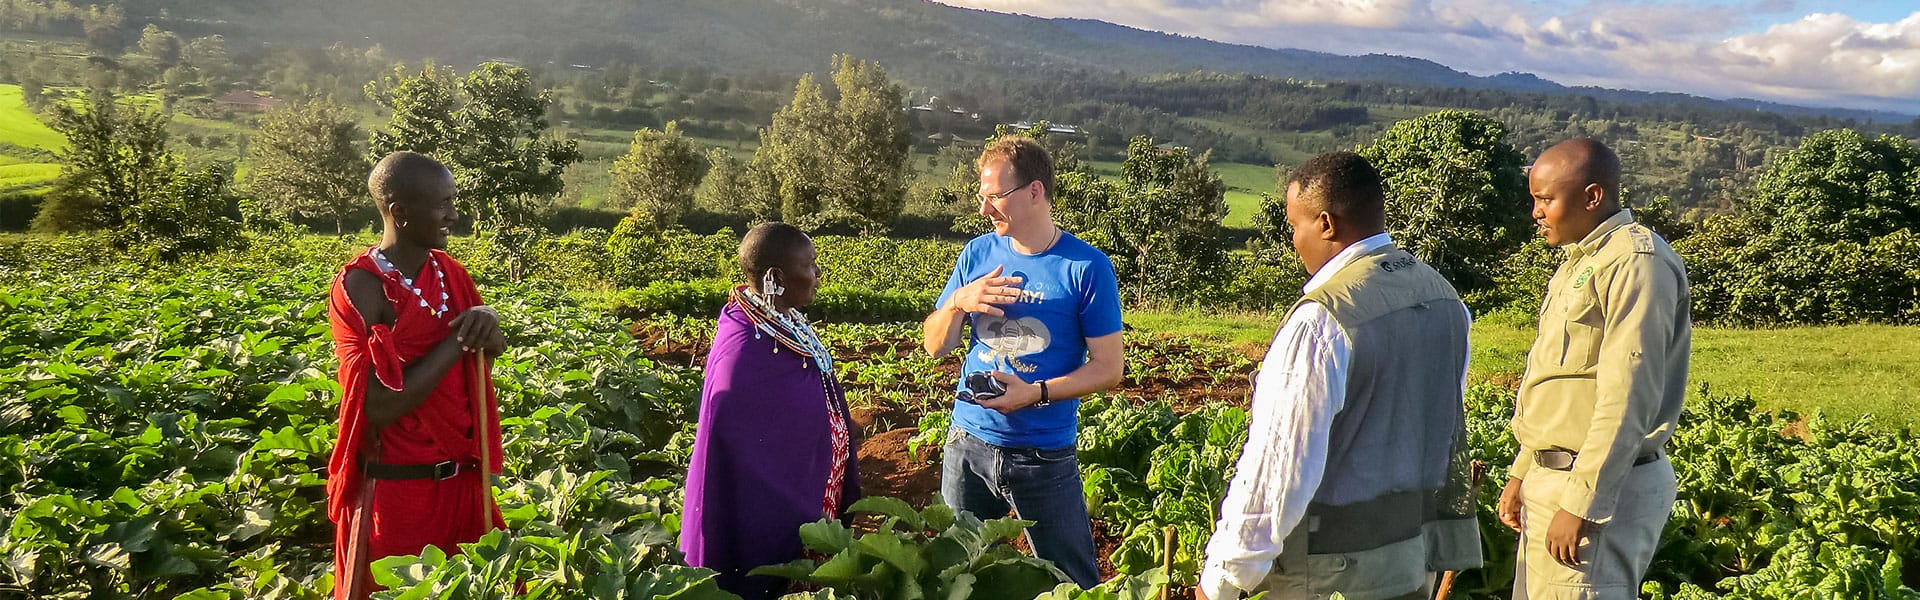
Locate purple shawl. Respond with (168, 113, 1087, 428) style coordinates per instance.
(679, 302, 862, 599)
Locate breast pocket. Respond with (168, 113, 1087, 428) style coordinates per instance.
(1560, 293, 1604, 369)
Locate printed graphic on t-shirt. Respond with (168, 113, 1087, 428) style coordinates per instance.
(974, 314, 1050, 374)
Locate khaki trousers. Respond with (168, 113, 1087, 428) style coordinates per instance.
(1514, 458, 1676, 600)
(1250, 525, 1437, 600)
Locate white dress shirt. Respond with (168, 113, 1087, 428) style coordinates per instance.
(1198, 234, 1470, 600)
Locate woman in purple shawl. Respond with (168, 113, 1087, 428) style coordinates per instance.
(680, 222, 862, 599)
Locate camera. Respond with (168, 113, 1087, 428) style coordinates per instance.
(960, 371, 1007, 403)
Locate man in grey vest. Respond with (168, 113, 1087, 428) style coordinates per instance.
(1199, 151, 1481, 600)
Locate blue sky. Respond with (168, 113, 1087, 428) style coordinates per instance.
(933, 0, 1920, 114)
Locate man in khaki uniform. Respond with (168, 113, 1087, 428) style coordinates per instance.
(1498, 139, 1691, 599)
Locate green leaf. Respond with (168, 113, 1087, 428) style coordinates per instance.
(808, 550, 869, 583)
(920, 501, 956, 532)
(748, 559, 819, 582)
(967, 558, 1068, 599)
(84, 542, 130, 570)
(849, 496, 925, 531)
(798, 518, 855, 554)
(627, 564, 741, 599)
(940, 572, 975, 600)
(978, 516, 1035, 544)
(851, 532, 926, 580)
(227, 505, 276, 542)
(922, 537, 970, 576)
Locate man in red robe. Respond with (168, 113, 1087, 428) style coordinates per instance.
(328, 151, 506, 599)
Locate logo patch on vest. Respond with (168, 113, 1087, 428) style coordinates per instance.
(1573, 265, 1596, 289)
(1380, 255, 1417, 272)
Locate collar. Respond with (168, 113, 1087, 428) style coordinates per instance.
(1566, 209, 1635, 259)
(1303, 232, 1395, 294)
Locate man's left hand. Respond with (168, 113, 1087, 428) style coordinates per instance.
(1196, 587, 1211, 600)
(453, 305, 507, 357)
(974, 371, 1040, 415)
(1546, 508, 1596, 568)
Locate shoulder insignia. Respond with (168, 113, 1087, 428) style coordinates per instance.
(1629, 227, 1656, 254)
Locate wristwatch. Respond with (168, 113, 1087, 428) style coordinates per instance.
(1035, 379, 1051, 408)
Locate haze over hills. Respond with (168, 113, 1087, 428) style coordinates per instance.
(146, 0, 1912, 123)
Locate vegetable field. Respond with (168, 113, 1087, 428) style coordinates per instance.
(3, 252, 1916, 599)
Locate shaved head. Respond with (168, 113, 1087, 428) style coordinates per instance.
(1532, 139, 1621, 211)
(368, 151, 454, 215)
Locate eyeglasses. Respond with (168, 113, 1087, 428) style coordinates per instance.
(976, 180, 1032, 205)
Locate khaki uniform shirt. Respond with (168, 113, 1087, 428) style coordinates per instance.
(1511, 209, 1691, 522)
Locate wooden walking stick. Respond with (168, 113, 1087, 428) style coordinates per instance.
(471, 351, 495, 532)
(1434, 460, 1489, 600)
(1160, 524, 1177, 600)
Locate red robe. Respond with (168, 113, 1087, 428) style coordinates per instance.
(327, 248, 504, 599)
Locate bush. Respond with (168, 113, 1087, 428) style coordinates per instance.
(605, 214, 737, 287)
(611, 279, 936, 324)
(545, 206, 626, 233)
(1473, 238, 1561, 316)
(1682, 217, 1920, 325)
(812, 235, 961, 292)
(526, 228, 612, 288)
(113, 167, 247, 262)
(1184, 249, 1308, 313)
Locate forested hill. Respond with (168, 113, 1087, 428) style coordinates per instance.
(127, 0, 1910, 123)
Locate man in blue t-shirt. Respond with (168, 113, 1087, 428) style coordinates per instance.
(921, 137, 1125, 588)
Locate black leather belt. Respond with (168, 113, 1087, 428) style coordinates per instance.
(1534, 448, 1662, 471)
(365, 460, 472, 481)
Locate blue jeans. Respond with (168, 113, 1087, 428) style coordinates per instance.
(940, 427, 1100, 588)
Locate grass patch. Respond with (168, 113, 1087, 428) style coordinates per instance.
(1134, 308, 1920, 429)
(0, 85, 64, 151)
(1214, 161, 1276, 228)
(1086, 158, 1276, 228)
(0, 163, 59, 194)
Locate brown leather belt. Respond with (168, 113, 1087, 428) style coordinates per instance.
(365, 460, 473, 481)
(1534, 448, 1661, 471)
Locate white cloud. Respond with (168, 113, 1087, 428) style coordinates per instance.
(933, 1, 1920, 114)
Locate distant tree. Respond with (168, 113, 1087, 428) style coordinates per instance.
(609, 120, 704, 225)
(79, 4, 123, 53)
(1357, 109, 1530, 299)
(39, 88, 176, 232)
(748, 55, 911, 234)
(247, 99, 369, 235)
(694, 147, 754, 217)
(183, 35, 232, 91)
(35, 87, 241, 258)
(820, 54, 912, 234)
(367, 62, 459, 157)
(136, 24, 181, 68)
(1104, 136, 1229, 303)
(368, 61, 582, 280)
(751, 73, 832, 224)
(741, 148, 783, 221)
(1679, 129, 1920, 324)
(117, 165, 245, 261)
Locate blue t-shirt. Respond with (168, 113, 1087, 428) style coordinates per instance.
(935, 231, 1124, 449)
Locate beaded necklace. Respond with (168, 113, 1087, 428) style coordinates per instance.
(730, 285, 834, 374)
(369, 247, 451, 317)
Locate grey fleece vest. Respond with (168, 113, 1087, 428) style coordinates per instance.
(1283, 243, 1481, 571)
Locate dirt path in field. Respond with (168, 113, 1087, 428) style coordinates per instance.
(630, 319, 1256, 590)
